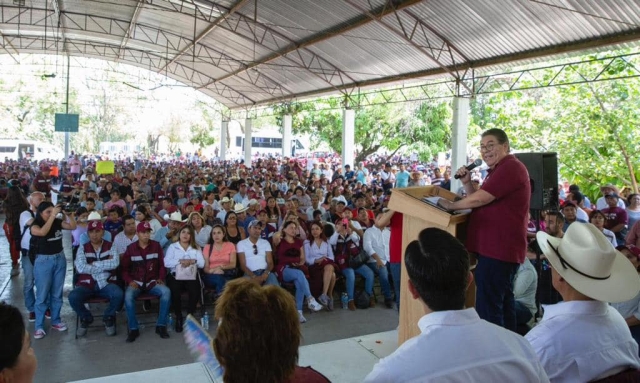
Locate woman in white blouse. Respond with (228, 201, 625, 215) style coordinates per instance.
(304, 221, 338, 310)
(187, 211, 212, 248)
(164, 225, 205, 332)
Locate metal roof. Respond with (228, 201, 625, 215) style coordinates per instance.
(1, 0, 639, 110)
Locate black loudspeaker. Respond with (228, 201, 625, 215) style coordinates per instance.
(514, 152, 559, 211)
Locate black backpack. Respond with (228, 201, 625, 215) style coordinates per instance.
(14, 210, 34, 252)
(355, 290, 370, 309)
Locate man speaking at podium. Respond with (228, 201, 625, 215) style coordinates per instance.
(438, 128, 530, 331)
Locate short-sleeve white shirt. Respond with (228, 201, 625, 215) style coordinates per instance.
(236, 237, 272, 272)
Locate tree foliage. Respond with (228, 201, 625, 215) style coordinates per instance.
(470, 53, 640, 198)
(268, 92, 452, 162)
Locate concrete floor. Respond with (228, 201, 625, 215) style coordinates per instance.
(0, 226, 399, 383)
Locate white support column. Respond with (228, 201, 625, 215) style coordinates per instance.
(282, 114, 292, 157)
(244, 118, 252, 166)
(342, 108, 355, 171)
(451, 97, 470, 193)
(220, 120, 228, 162)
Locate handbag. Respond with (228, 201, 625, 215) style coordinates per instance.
(175, 263, 197, 280)
(349, 249, 370, 270)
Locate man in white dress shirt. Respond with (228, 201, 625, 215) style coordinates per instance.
(526, 223, 640, 382)
(365, 227, 549, 382)
(363, 212, 394, 308)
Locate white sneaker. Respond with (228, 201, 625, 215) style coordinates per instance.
(34, 329, 46, 339)
(51, 322, 68, 332)
(307, 298, 323, 312)
(298, 311, 307, 323)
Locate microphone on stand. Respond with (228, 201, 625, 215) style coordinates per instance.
(454, 159, 483, 179)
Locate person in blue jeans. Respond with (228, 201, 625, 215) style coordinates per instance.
(121, 221, 171, 343)
(30, 202, 77, 340)
(343, 265, 375, 310)
(68, 220, 123, 337)
(363, 213, 394, 308)
(237, 220, 280, 286)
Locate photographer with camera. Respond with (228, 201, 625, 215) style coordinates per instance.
(30, 202, 77, 340)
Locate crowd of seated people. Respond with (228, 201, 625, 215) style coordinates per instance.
(5, 153, 640, 381)
(4, 155, 420, 345)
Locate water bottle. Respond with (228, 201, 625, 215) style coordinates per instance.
(167, 314, 173, 332)
(202, 312, 210, 330)
(341, 292, 348, 309)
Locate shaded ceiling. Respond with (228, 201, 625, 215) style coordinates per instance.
(1, 0, 640, 110)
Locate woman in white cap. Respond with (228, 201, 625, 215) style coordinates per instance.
(525, 223, 640, 382)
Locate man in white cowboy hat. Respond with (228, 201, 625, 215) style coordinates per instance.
(79, 212, 112, 246)
(153, 211, 185, 253)
(234, 202, 249, 227)
(596, 184, 626, 211)
(525, 223, 640, 382)
(216, 196, 233, 222)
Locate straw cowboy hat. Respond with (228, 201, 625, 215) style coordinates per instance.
(168, 211, 186, 223)
(234, 203, 248, 214)
(220, 197, 232, 205)
(600, 183, 621, 195)
(536, 223, 640, 303)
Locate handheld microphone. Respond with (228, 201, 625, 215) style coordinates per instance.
(454, 159, 483, 179)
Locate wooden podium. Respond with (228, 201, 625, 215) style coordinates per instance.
(388, 186, 473, 346)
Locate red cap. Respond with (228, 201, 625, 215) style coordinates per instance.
(137, 221, 152, 232)
(88, 221, 103, 231)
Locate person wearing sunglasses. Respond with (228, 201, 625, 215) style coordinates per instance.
(237, 220, 279, 286)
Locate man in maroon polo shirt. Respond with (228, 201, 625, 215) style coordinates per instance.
(438, 128, 530, 331)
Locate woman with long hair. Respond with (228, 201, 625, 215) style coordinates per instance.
(202, 204, 218, 227)
(163, 225, 205, 332)
(30, 201, 77, 339)
(187, 211, 212, 248)
(272, 221, 322, 323)
(99, 182, 114, 203)
(331, 219, 375, 310)
(304, 221, 338, 310)
(202, 224, 237, 295)
(134, 204, 162, 235)
(590, 210, 617, 247)
(3, 184, 29, 276)
(223, 211, 245, 245)
(627, 194, 640, 232)
(265, 196, 281, 228)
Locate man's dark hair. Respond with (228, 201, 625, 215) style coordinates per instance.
(481, 128, 510, 150)
(0, 303, 25, 371)
(122, 214, 135, 224)
(546, 210, 565, 223)
(569, 191, 583, 205)
(404, 228, 469, 311)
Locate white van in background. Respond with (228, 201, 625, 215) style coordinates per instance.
(0, 139, 64, 162)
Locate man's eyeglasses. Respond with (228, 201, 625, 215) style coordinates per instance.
(253, 244, 258, 255)
(479, 143, 497, 152)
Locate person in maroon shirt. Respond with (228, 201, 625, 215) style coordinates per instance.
(602, 193, 629, 243)
(438, 129, 530, 331)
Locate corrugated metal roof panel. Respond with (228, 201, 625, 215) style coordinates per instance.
(4, 0, 640, 108)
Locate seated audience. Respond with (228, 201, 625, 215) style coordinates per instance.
(237, 220, 279, 286)
(164, 224, 204, 333)
(122, 221, 171, 343)
(202, 224, 237, 295)
(590, 210, 617, 246)
(68, 220, 123, 337)
(304, 221, 338, 309)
